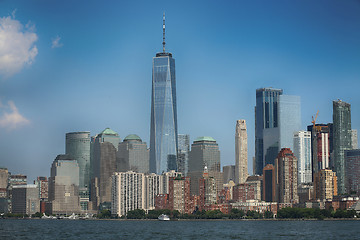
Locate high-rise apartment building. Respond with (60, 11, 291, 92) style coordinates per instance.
(344, 149, 360, 194)
(314, 169, 337, 200)
(293, 131, 312, 184)
(333, 100, 352, 194)
(235, 120, 248, 184)
(92, 128, 120, 206)
(150, 14, 178, 174)
(118, 134, 149, 174)
(66, 131, 91, 210)
(168, 176, 191, 214)
(307, 124, 332, 175)
(255, 88, 283, 175)
(145, 173, 164, 210)
(177, 134, 190, 175)
(48, 154, 80, 214)
(111, 171, 145, 217)
(275, 148, 298, 204)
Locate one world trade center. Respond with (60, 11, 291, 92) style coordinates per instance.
(150, 14, 178, 174)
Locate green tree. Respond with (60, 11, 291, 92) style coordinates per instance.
(126, 209, 146, 219)
(264, 210, 273, 219)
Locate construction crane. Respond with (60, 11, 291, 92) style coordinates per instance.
(312, 110, 319, 129)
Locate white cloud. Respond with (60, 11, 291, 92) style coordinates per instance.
(0, 14, 38, 78)
(51, 35, 63, 48)
(0, 101, 30, 129)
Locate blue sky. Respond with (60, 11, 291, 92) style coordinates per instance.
(0, 0, 359, 182)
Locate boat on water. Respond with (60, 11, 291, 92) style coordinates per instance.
(158, 214, 170, 221)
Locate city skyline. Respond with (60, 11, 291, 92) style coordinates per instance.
(0, 1, 359, 182)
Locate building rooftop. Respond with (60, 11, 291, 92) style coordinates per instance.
(100, 128, 118, 136)
(194, 136, 216, 142)
(55, 154, 75, 161)
(124, 134, 142, 141)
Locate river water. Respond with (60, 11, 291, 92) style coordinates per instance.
(1, 219, 359, 239)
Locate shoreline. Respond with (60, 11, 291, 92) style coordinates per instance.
(1, 217, 359, 221)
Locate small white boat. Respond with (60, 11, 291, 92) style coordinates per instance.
(158, 214, 170, 221)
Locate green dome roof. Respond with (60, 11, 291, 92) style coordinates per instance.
(124, 134, 142, 141)
(101, 128, 118, 135)
(194, 136, 216, 142)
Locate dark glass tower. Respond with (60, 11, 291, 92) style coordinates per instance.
(150, 14, 178, 174)
(333, 100, 352, 194)
(255, 88, 283, 175)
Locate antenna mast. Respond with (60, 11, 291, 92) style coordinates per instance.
(162, 13, 166, 53)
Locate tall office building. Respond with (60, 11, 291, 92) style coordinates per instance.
(12, 184, 39, 215)
(258, 90, 301, 171)
(293, 131, 312, 184)
(344, 149, 360, 194)
(0, 168, 8, 198)
(92, 128, 120, 206)
(65, 131, 91, 210)
(351, 129, 358, 149)
(150, 14, 178, 174)
(263, 164, 276, 202)
(48, 154, 80, 214)
(235, 120, 248, 184)
(223, 165, 235, 184)
(117, 134, 149, 173)
(333, 100, 352, 194)
(275, 148, 298, 204)
(188, 137, 221, 195)
(177, 134, 190, 175)
(277, 95, 301, 150)
(189, 137, 220, 172)
(255, 88, 283, 175)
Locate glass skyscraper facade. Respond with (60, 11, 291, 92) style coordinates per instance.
(177, 134, 190, 175)
(65, 131, 91, 210)
(150, 18, 178, 174)
(278, 95, 301, 150)
(255, 88, 283, 175)
(333, 100, 352, 194)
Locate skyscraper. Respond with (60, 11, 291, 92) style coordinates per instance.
(275, 148, 299, 204)
(293, 131, 312, 184)
(351, 129, 358, 149)
(117, 134, 149, 173)
(65, 131, 90, 210)
(92, 128, 120, 206)
(255, 88, 283, 175)
(333, 100, 352, 194)
(150, 14, 178, 174)
(235, 120, 248, 184)
(48, 154, 80, 214)
(307, 124, 332, 175)
(344, 149, 360, 194)
(256, 88, 301, 174)
(188, 137, 222, 195)
(177, 134, 190, 175)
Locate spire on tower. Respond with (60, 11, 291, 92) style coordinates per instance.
(162, 13, 166, 53)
